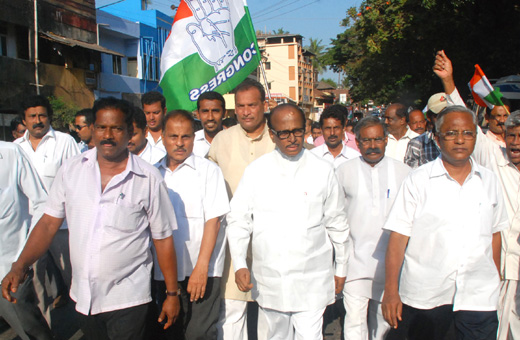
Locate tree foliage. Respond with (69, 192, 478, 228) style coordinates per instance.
(324, 0, 520, 106)
(273, 28, 289, 34)
(321, 78, 338, 88)
(48, 96, 80, 132)
(305, 38, 327, 75)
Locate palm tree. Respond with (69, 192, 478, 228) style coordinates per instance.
(305, 38, 326, 75)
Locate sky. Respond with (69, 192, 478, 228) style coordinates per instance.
(147, 0, 362, 82)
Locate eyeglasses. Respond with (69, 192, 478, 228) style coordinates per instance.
(270, 128, 305, 140)
(359, 137, 386, 146)
(438, 130, 476, 140)
(75, 124, 88, 131)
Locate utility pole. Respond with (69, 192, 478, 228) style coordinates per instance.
(33, 0, 40, 94)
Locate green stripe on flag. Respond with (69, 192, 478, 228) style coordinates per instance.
(160, 12, 261, 112)
(483, 87, 504, 107)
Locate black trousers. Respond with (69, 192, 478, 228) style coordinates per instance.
(385, 304, 498, 340)
(77, 303, 150, 340)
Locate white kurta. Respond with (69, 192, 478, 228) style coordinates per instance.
(138, 140, 166, 165)
(336, 156, 411, 301)
(154, 154, 230, 280)
(227, 149, 349, 312)
(193, 129, 211, 158)
(146, 131, 166, 152)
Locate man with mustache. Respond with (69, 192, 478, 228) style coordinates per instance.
(484, 98, 511, 148)
(153, 110, 229, 339)
(74, 108, 95, 152)
(128, 106, 165, 164)
(383, 106, 506, 340)
(3, 97, 180, 339)
(336, 117, 411, 340)
(142, 91, 167, 152)
(14, 95, 79, 324)
(407, 109, 427, 135)
(227, 103, 348, 339)
(311, 105, 360, 168)
(383, 103, 419, 162)
(194, 91, 226, 157)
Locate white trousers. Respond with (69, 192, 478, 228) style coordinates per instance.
(216, 299, 269, 340)
(343, 291, 390, 340)
(259, 306, 325, 340)
(498, 279, 520, 340)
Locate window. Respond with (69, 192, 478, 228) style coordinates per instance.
(265, 61, 271, 70)
(289, 66, 295, 81)
(127, 57, 137, 77)
(0, 23, 7, 57)
(112, 55, 122, 75)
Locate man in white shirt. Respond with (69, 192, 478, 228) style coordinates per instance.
(312, 105, 360, 168)
(383, 103, 419, 162)
(194, 91, 226, 157)
(15, 95, 79, 322)
(142, 91, 167, 152)
(128, 106, 165, 165)
(74, 108, 94, 152)
(484, 99, 511, 148)
(227, 103, 349, 339)
(336, 117, 411, 340)
(0, 141, 53, 340)
(2, 97, 181, 339)
(382, 106, 507, 340)
(154, 110, 230, 338)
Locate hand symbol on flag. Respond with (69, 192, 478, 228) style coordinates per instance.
(186, 0, 238, 72)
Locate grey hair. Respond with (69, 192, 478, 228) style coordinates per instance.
(354, 116, 388, 140)
(435, 105, 477, 132)
(505, 110, 520, 130)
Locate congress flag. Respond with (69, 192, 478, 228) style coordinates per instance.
(468, 64, 504, 109)
(160, 0, 261, 111)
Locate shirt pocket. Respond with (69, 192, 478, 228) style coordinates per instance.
(43, 160, 60, 178)
(105, 201, 146, 234)
(305, 197, 323, 227)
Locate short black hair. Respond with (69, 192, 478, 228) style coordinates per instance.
(75, 108, 94, 125)
(92, 97, 134, 134)
(354, 116, 388, 140)
(163, 110, 196, 134)
(234, 79, 266, 103)
(10, 116, 25, 133)
(311, 121, 321, 130)
(22, 95, 53, 120)
(485, 97, 511, 116)
(389, 103, 407, 121)
(267, 103, 305, 130)
(222, 117, 237, 128)
(131, 106, 147, 131)
(319, 104, 347, 128)
(197, 91, 226, 111)
(141, 91, 166, 109)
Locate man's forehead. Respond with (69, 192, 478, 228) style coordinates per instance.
(235, 87, 262, 102)
(199, 99, 224, 110)
(25, 106, 47, 114)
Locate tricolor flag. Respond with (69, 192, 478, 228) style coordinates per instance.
(160, 0, 261, 111)
(468, 64, 504, 109)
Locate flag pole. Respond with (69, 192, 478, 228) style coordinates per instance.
(259, 60, 272, 101)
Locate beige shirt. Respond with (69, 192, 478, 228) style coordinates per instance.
(385, 127, 419, 163)
(208, 122, 275, 300)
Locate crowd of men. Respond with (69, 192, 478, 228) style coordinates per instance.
(0, 50, 519, 340)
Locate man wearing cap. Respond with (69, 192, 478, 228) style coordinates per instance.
(404, 51, 465, 169)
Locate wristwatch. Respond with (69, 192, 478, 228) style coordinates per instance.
(165, 288, 181, 297)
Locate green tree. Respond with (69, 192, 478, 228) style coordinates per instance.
(305, 38, 327, 75)
(324, 0, 520, 106)
(48, 96, 80, 132)
(273, 28, 289, 34)
(321, 78, 338, 88)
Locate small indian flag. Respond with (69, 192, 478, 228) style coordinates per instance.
(468, 64, 504, 109)
(159, 0, 261, 112)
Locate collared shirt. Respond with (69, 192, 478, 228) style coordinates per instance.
(15, 127, 79, 192)
(384, 157, 508, 311)
(146, 131, 166, 152)
(486, 130, 506, 148)
(0, 142, 48, 278)
(44, 149, 176, 315)
(227, 149, 349, 312)
(313, 131, 360, 151)
(78, 141, 89, 153)
(336, 156, 411, 301)
(193, 129, 211, 158)
(404, 132, 440, 169)
(154, 154, 230, 280)
(385, 127, 419, 162)
(208, 122, 275, 301)
(474, 127, 520, 281)
(138, 140, 166, 165)
(311, 143, 361, 169)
